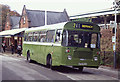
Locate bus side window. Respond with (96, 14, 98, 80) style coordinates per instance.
(46, 30, 55, 43)
(39, 31, 47, 42)
(33, 31, 39, 42)
(28, 32, 33, 42)
(55, 29, 62, 43)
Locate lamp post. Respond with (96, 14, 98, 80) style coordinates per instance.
(113, 0, 120, 69)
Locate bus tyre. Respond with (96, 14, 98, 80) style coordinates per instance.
(47, 56, 53, 70)
(78, 67, 83, 72)
(49, 57, 53, 69)
(27, 50, 31, 63)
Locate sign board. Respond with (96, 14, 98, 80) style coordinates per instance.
(73, 23, 93, 30)
(113, 44, 116, 51)
(110, 21, 115, 27)
(112, 36, 116, 42)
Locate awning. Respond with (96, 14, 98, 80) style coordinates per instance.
(0, 28, 27, 37)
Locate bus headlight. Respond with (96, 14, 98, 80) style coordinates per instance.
(68, 55, 72, 60)
(94, 57, 98, 61)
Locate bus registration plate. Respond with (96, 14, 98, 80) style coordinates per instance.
(78, 63, 87, 65)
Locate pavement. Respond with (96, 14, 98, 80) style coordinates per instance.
(0, 51, 24, 58)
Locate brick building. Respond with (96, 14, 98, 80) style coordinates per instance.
(3, 14, 21, 51)
(20, 5, 69, 28)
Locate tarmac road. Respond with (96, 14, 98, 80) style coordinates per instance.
(0, 53, 119, 81)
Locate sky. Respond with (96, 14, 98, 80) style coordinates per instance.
(0, 0, 114, 16)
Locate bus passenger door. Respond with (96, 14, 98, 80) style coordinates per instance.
(53, 29, 62, 65)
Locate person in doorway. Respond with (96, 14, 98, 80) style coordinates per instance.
(11, 43, 14, 54)
(17, 43, 22, 56)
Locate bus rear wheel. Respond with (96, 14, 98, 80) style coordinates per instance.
(27, 50, 31, 63)
(46, 55, 53, 70)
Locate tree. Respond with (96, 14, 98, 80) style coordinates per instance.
(1, 4, 10, 31)
(1, 4, 20, 31)
(9, 10, 20, 16)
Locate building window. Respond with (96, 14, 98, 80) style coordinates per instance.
(23, 16, 26, 24)
(7, 22, 9, 27)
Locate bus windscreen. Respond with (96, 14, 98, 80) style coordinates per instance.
(62, 30, 100, 48)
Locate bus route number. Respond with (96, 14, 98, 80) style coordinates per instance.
(73, 23, 93, 30)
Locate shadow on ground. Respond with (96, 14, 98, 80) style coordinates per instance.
(26, 60, 93, 74)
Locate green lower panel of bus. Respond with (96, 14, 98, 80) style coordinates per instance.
(59, 59, 99, 67)
(52, 46, 100, 67)
(22, 43, 100, 68)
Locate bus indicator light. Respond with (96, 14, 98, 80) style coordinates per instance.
(97, 52, 100, 55)
(66, 49, 70, 53)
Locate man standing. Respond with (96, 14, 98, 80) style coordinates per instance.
(11, 43, 14, 54)
(2, 41, 6, 52)
(17, 43, 22, 56)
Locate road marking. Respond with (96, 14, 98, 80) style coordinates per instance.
(57, 72, 76, 80)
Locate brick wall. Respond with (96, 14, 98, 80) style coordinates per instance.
(19, 7, 29, 28)
(100, 24, 120, 52)
(4, 15, 11, 30)
(116, 26, 120, 51)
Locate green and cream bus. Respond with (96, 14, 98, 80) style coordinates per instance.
(23, 21, 100, 71)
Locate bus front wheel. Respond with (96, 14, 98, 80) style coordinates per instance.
(78, 67, 83, 72)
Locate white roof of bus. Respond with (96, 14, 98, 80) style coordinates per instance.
(25, 22, 67, 32)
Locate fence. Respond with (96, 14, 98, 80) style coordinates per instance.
(100, 51, 120, 68)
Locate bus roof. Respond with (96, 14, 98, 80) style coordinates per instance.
(25, 21, 100, 33)
(25, 22, 67, 32)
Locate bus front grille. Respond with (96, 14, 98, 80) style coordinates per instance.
(73, 51, 93, 59)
